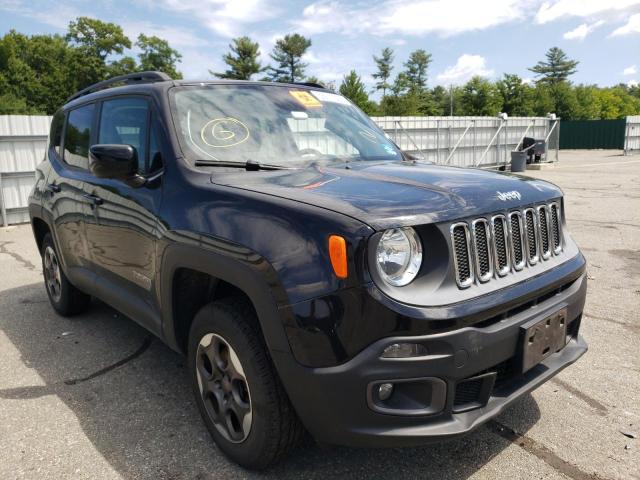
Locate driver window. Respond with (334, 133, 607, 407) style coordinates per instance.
(98, 97, 149, 174)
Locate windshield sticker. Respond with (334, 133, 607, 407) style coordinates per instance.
(291, 111, 309, 119)
(289, 90, 322, 108)
(311, 90, 351, 105)
(200, 117, 250, 148)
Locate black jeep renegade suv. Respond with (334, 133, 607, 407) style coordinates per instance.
(29, 71, 587, 469)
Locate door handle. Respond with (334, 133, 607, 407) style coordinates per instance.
(46, 183, 61, 194)
(82, 193, 103, 207)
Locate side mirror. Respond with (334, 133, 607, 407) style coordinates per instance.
(89, 144, 138, 182)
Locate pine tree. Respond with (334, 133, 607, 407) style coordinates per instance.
(213, 36, 262, 80)
(372, 47, 394, 98)
(529, 47, 579, 85)
(266, 34, 311, 83)
(339, 70, 375, 113)
(404, 49, 432, 93)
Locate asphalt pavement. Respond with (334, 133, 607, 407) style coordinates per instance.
(0, 149, 638, 479)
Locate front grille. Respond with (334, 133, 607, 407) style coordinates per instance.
(538, 205, 551, 259)
(523, 208, 539, 264)
(472, 219, 492, 281)
(550, 203, 561, 253)
(509, 212, 525, 270)
(492, 215, 509, 276)
(450, 202, 563, 288)
(451, 223, 474, 288)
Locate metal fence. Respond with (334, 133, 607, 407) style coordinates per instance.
(0, 115, 51, 226)
(0, 114, 560, 227)
(371, 116, 560, 168)
(625, 116, 640, 155)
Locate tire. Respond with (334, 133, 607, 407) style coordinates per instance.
(188, 297, 304, 470)
(41, 233, 91, 316)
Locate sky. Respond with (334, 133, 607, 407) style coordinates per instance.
(1, 0, 639, 94)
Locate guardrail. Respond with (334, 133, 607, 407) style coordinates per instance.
(625, 115, 640, 155)
(371, 116, 559, 168)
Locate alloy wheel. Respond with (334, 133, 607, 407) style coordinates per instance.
(43, 245, 62, 303)
(196, 333, 252, 443)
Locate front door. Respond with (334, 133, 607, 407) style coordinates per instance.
(83, 96, 164, 334)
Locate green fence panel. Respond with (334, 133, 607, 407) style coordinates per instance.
(559, 119, 626, 149)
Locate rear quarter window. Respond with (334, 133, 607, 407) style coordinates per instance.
(63, 103, 95, 170)
(49, 110, 65, 157)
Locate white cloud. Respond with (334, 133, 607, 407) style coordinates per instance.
(535, 0, 640, 24)
(0, 0, 80, 29)
(436, 54, 494, 84)
(122, 21, 204, 47)
(157, 0, 278, 37)
(563, 20, 604, 40)
(293, 0, 529, 37)
(623, 65, 638, 75)
(610, 13, 640, 36)
(628, 79, 639, 87)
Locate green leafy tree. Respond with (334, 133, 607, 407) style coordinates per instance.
(66, 17, 132, 87)
(66, 17, 131, 60)
(108, 56, 137, 77)
(529, 47, 579, 85)
(0, 31, 77, 114)
(266, 34, 311, 83)
(496, 74, 534, 116)
(573, 84, 602, 119)
(339, 70, 376, 114)
(459, 76, 502, 116)
(372, 47, 394, 99)
(549, 81, 578, 119)
(532, 83, 555, 116)
(213, 36, 262, 80)
(136, 34, 182, 79)
(404, 49, 432, 94)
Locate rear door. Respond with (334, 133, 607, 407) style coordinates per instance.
(43, 104, 96, 290)
(83, 96, 164, 334)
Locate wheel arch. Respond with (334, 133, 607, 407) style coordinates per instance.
(159, 240, 292, 358)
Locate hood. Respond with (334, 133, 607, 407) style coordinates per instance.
(210, 161, 562, 230)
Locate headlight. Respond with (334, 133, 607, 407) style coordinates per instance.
(375, 227, 422, 286)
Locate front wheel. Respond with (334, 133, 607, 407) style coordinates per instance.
(188, 298, 304, 470)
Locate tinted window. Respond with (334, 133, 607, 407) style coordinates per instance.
(99, 97, 149, 174)
(49, 110, 64, 157)
(64, 104, 95, 169)
(147, 114, 163, 175)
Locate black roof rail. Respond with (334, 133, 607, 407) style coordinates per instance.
(66, 71, 172, 102)
(292, 82, 327, 89)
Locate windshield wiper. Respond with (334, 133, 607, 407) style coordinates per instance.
(194, 159, 289, 171)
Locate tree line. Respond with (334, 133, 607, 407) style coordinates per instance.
(1, 17, 639, 120)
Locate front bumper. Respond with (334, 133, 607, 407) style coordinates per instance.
(274, 270, 587, 447)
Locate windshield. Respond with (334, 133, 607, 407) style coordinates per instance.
(169, 84, 402, 167)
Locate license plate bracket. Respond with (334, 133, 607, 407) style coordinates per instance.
(520, 308, 568, 373)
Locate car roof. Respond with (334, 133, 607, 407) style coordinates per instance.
(63, 78, 327, 111)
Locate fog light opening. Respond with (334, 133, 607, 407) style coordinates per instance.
(378, 383, 394, 401)
(381, 343, 428, 359)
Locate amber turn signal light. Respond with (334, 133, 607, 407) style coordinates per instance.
(328, 235, 348, 279)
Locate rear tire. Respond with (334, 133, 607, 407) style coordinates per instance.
(41, 233, 91, 316)
(188, 297, 304, 470)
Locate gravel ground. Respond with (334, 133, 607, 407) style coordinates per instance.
(0, 149, 638, 479)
